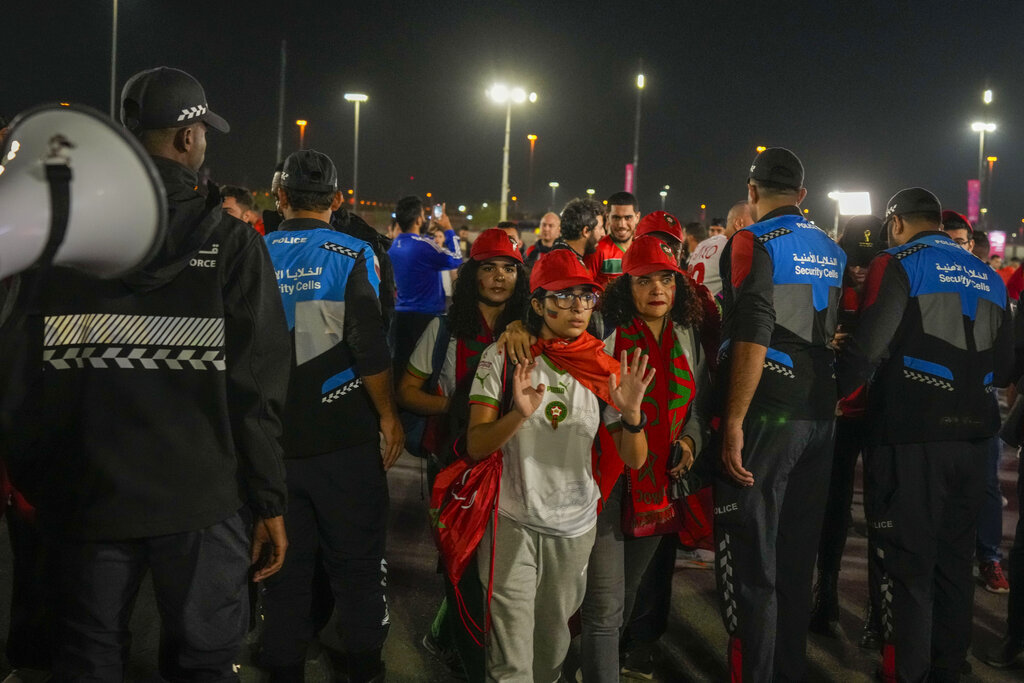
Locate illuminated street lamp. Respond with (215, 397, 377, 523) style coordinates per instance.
(295, 119, 308, 149)
(586, 188, 596, 198)
(756, 145, 767, 154)
(344, 93, 368, 210)
(659, 189, 668, 210)
(488, 84, 538, 221)
(827, 191, 872, 237)
(548, 181, 560, 209)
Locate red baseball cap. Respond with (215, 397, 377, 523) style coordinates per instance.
(470, 228, 524, 263)
(622, 235, 684, 277)
(530, 249, 602, 293)
(635, 211, 684, 244)
(941, 210, 973, 235)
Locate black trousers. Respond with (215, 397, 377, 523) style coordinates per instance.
(713, 416, 835, 682)
(865, 440, 987, 683)
(816, 417, 883, 625)
(51, 513, 251, 682)
(260, 443, 390, 667)
(621, 532, 677, 648)
(1008, 450, 1024, 640)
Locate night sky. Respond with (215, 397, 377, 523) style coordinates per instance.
(6, 0, 1024, 230)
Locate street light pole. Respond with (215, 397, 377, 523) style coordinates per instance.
(659, 190, 667, 210)
(500, 100, 512, 221)
(344, 93, 368, 211)
(527, 134, 537, 211)
(110, 0, 118, 118)
(488, 84, 537, 222)
(633, 69, 644, 196)
(296, 119, 307, 149)
(972, 121, 996, 222)
(549, 181, 559, 211)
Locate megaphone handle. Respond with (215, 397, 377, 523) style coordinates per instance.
(39, 164, 72, 268)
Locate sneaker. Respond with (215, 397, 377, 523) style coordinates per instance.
(421, 633, 466, 680)
(620, 643, 655, 680)
(979, 560, 1010, 593)
(674, 547, 714, 570)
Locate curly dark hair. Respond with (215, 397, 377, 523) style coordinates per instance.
(448, 259, 531, 339)
(600, 272, 703, 331)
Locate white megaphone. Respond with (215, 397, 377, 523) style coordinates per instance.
(0, 103, 166, 280)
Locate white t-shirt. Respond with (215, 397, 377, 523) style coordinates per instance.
(686, 234, 728, 296)
(406, 317, 458, 397)
(469, 343, 608, 538)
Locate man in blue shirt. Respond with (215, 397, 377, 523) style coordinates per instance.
(388, 196, 462, 374)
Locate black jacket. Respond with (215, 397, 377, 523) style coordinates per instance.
(837, 231, 1013, 444)
(2, 156, 290, 540)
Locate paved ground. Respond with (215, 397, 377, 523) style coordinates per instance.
(0, 445, 1019, 682)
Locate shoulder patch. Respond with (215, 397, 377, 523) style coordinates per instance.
(321, 242, 360, 259)
(893, 243, 928, 261)
(756, 227, 793, 243)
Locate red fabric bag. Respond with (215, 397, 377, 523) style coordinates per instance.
(428, 353, 513, 645)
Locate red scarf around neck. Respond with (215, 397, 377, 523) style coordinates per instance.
(616, 317, 696, 536)
(529, 332, 620, 410)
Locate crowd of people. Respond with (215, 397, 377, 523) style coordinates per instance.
(0, 66, 1023, 683)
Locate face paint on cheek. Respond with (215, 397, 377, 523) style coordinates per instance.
(545, 308, 560, 319)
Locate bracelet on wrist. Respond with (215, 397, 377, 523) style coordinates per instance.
(621, 411, 648, 433)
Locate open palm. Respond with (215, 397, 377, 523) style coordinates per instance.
(512, 361, 546, 417)
(609, 349, 656, 416)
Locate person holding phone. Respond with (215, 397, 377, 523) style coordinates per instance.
(388, 196, 463, 377)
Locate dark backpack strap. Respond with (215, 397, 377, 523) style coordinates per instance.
(424, 315, 450, 394)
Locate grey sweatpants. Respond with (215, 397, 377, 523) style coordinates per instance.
(478, 515, 597, 683)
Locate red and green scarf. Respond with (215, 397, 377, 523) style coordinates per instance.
(615, 317, 696, 536)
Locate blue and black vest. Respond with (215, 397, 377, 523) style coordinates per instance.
(265, 224, 381, 456)
(720, 213, 846, 420)
(869, 232, 1008, 444)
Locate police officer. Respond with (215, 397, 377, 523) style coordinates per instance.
(837, 188, 1014, 681)
(260, 150, 402, 683)
(713, 148, 846, 681)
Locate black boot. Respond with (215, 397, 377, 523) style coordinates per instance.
(808, 571, 841, 638)
(978, 634, 1024, 669)
(858, 604, 882, 652)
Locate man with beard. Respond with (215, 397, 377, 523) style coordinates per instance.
(587, 191, 639, 288)
(546, 198, 603, 267)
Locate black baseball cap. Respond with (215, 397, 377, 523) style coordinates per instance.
(884, 188, 941, 222)
(120, 67, 229, 134)
(280, 149, 338, 193)
(748, 147, 804, 190)
(838, 215, 884, 267)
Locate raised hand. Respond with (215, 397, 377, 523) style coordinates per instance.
(608, 349, 656, 421)
(511, 360, 546, 418)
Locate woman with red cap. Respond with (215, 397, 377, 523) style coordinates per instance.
(580, 234, 710, 681)
(466, 249, 653, 682)
(398, 228, 530, 682)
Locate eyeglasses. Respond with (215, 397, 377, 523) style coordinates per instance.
(950, 237, 971, 246)
(546, 291, 600, 310)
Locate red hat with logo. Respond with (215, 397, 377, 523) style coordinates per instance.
(470, 228, 524, 263)
(635, 211, 684, 244)
(530, 249, 602, 293)
(622, 235, 684, 277)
